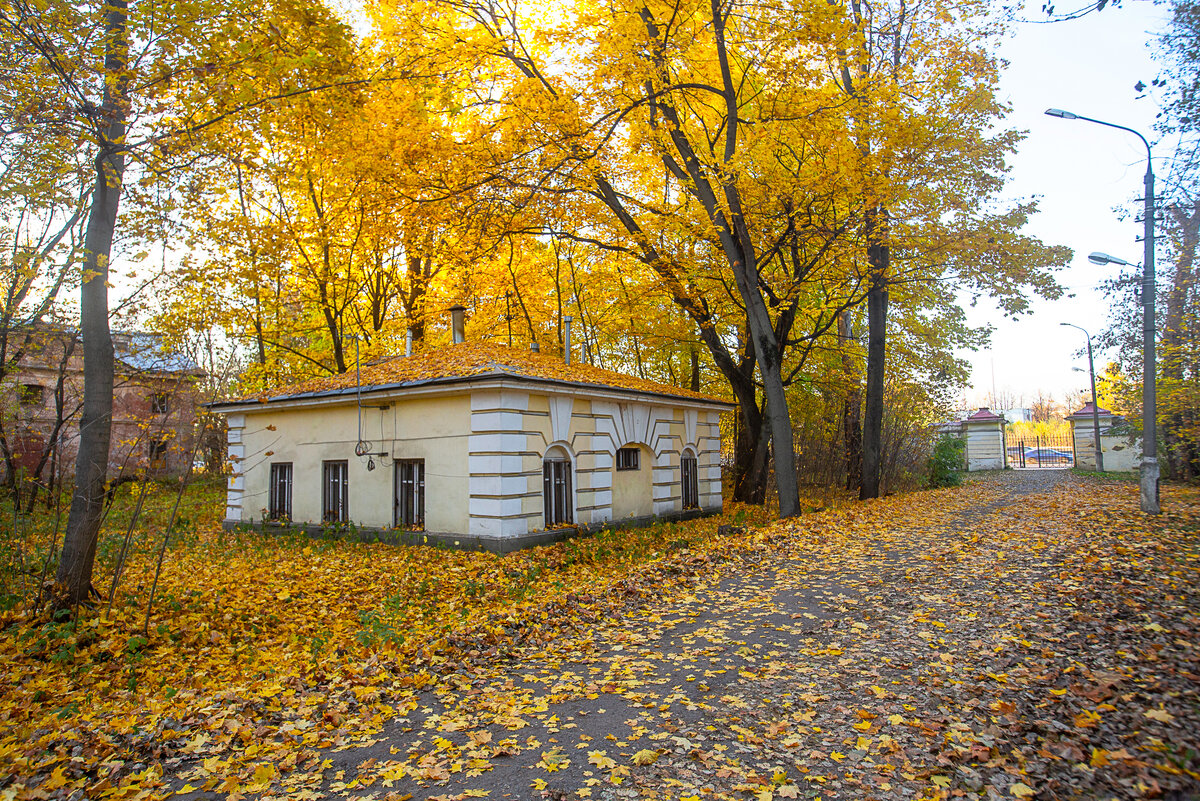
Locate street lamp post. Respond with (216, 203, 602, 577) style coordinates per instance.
(1045, 108, 1159, 513)
(1061, 323, 1104, 472)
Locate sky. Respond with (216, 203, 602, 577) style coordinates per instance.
(961, 0, 1174, 409)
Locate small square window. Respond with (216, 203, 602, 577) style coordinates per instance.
(149, 438, 169, 466)
(616, 447, 640, 471)
(20, 384, 44, 407)
(150, 393, 170, 414)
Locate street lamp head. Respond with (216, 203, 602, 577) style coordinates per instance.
(1045, 108, 1078, 120)
(1088, 251, 1131, 266)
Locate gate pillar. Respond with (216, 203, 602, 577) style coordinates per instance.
(1066, 402, 1138, 471)
(963, 407, 1007, 471)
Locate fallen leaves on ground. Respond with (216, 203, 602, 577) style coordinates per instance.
(1, 472, 1197, 801)
(0, 482, 779, 799)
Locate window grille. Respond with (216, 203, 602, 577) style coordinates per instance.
(681, 455, 699, 510)
(543, 458, 573, 526)
(395, 459, 425, 530)
(322, 460, 349, 523)
(269, 462, 293, 520)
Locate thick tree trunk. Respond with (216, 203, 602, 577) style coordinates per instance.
(860, 220, 889, 500)
(55, 0, 128, 608)
(731, 394, 770, 505)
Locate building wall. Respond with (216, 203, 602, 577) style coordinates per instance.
(466, 389, 723, 539)
(227, 395, 471, 531)
(611, 444, 653, 519)
(227, 383, 726, 544)
(1071, 424, 1141, 471)
(3, 330, 200, 483)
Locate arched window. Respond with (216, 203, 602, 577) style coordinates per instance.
(543, 446, 573, 526)
(681, 449, 699, 510)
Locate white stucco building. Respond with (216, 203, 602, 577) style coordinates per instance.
(212, 341, 732, 552)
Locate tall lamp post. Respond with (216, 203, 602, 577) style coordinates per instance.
(1045, 108, 1159, 513)
(1061, 322, 1103, 472)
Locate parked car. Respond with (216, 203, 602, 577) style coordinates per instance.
(1022, 447, 1073, 462)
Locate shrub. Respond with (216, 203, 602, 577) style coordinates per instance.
(928, 436, 965, 488)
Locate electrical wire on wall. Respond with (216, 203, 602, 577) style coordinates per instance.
(352, 336, 388, 470)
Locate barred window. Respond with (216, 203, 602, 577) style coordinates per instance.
(395, 459, 425, 530)
(543, 454, 573, 527)
(269, 463, 293, 520)
(322, 460, 349, 523)
(616, 447, 639, 471)
(681, 454, 699, 510)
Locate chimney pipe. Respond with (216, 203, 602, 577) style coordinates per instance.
(449, 305, 466, 344)
(405, 327, 413, 357)
(530, 341, 540, 352)
(563, 316, 572, 365)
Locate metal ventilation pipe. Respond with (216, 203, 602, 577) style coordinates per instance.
(449, 304, 466, 344)
(530, 341, 540, 352)
(563, 316, 573, 365)
(405, 327, 413, 357)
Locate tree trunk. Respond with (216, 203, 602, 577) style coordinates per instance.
(860, 215, 889, 500)
(407, 252, 428, 344)
(839, 311, 863, 491)
(55, 0, 128, 608)
(1161, 200, 1199, 480)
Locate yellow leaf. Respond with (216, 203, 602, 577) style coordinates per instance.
(631, 749, 659, 765)
(588, 750, 617, 769)
(531, 778, 547, 790)
(248, 762, 276, 791)
(1010, 782, 1035, 798)
(43, 766, 69, 791)
(931, 775, 950, 788)
(830, 751, 846, 762)
(1144, 708, 1174, 723)
(538, 749, 569, 772)
(852, 720, 872, 732)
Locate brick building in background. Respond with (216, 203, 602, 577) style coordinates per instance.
(2, 326, 204, 496)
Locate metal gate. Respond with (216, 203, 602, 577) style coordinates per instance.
(1008, 435, 1074, 468)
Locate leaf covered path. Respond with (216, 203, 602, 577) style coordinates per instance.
(176, 470, 1198, 801)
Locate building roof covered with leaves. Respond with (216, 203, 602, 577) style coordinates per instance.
(215, 342, 732, 409)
